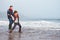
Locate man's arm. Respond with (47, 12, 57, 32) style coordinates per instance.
(7, 10, 11, 16)
(7, 10, 13, 18)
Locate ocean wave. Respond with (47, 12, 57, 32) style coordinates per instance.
(0, 21, 60, 28)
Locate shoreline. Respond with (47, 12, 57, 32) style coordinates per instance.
(0, 20, 60, 29)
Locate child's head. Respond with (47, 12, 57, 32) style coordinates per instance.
(14, 10, 18, 14)
(14, 10, 19, 17)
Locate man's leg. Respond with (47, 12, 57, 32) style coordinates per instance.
(9, 18, 14, 33)
(9, 18, 12, 30)
(9, 23, 12, 30)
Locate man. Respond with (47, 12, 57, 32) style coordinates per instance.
(7, 5, 14, 32)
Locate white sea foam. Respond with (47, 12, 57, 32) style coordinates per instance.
(0, 21, 60, 29)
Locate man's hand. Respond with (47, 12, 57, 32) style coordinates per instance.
(8, 14, 11, 16)
(11, 15, 14, 20)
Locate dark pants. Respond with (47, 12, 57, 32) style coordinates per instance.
(9, 18, 14, 30)
(12, 22, 21, 31)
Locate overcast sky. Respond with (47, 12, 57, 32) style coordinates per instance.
(0, 0, 60, 20)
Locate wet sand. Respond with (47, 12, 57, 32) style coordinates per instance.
(0, 21, 60, 40)
(0, 28, 60, 40)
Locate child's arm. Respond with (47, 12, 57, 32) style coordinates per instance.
(17, 14, 19, 22)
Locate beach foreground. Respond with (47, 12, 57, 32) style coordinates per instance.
(0, 28, 60, 40)
(0, 21, 60, 40)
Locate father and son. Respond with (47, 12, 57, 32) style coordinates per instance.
(7, 5, 21, 33)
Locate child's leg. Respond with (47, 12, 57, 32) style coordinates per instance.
(12, 23, 17, 30)
(18, 23, 21, 32)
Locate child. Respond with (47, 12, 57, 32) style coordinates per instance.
(11, 10, 21, 33)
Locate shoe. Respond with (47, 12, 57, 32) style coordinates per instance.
(9, 30, 12, 33)
(19, 29, 22, 33)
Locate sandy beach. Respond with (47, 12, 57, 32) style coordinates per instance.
(0, 28, 60, 40)
(0, 21, 60, 40)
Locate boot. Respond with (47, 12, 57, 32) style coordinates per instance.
(9, 30, 13, 33)
(19, 28, 21, 33)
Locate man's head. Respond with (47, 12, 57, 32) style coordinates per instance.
(9, 5, 13, 10)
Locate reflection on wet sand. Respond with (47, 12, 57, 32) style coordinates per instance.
(0, 28, 60, 40)
(8, 32, 21, 40)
